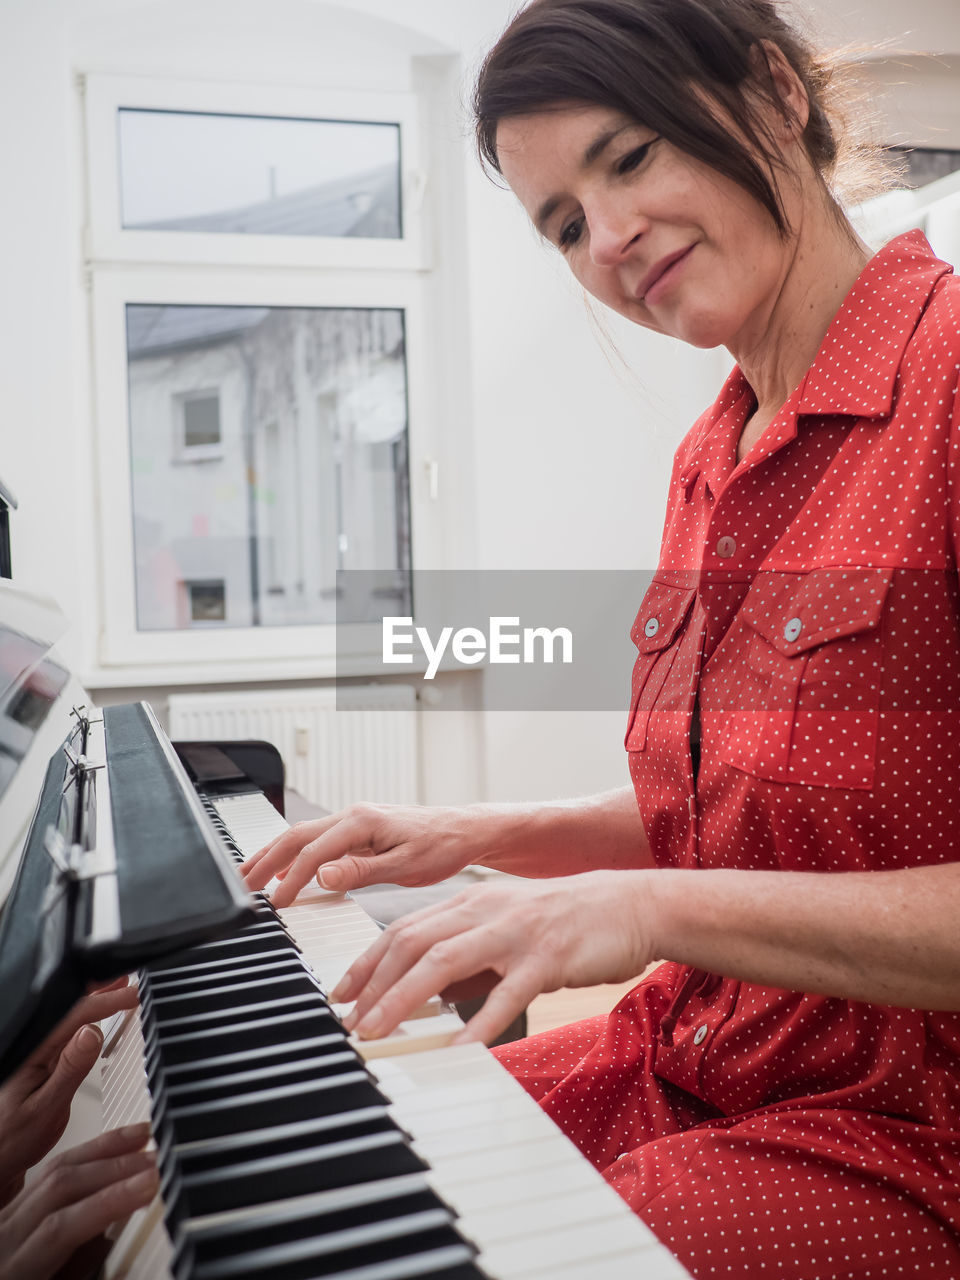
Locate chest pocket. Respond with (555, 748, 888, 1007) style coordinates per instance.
(719, 568, 893, 789)
(625, 581, 696, 753)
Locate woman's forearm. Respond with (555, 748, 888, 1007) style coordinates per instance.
(476, 785, 655, 877)
(647, 862, 960, 1011)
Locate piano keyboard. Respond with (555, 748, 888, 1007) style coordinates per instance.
(100, 791, 691, 1280)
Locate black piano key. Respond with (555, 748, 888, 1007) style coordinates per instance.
(148, 946, 300, 986)
(155, 918, 291, 963)
(178, 1129, 427, 1217)
(167, 1070, 388, 1142)
(191, 1209, 468, 1280)
(166, 1050, 361, 1106)
(149, 1005, 342, 1063)
(159, 1110, 402, 1223)
(186, 1248, 483, 1280)
(149, 972, 322, 1020)
(174, 1107, 394, 1173)
(158, 1032, 348, 1085)
(149, 991, 331, 1038)
(146, 966, 306, 1011)
(183, 1177, 442, 1262)
(148, 1041, 353, 1109)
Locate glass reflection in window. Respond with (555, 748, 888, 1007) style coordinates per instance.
(126, 304, 411, 629)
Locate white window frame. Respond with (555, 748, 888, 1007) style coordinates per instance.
(84, 74, 429, 272)
(90, 266, 431, 681)
(83, 71, 439, 686)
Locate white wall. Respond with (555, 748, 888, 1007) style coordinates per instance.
(2, 0, 959, 809)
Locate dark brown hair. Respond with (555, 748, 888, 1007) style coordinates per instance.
(474, 0, 888, 234)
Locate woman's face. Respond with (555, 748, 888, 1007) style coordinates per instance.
(495, 104, 800, 352)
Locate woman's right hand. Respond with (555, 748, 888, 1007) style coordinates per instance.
(241, 802, 504, 908)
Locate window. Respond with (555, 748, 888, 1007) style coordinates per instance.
(185, 580, 226, 624)
(85, 74, 435, 677)
(888, 146, 960, 189)
(118, 109, 402, 240)
(174, 389, 223, 460)
(127, 302, 411, 631)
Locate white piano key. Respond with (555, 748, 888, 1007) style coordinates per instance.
(524, 1247, 694, 1280)
(481, 1213, 670, 1277)
(458, 1183, 637, 1246)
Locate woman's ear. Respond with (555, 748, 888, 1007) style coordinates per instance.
(753, 39, 810, 140)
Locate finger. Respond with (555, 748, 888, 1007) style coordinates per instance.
(331, 892, 477, 1004)
(452, 970, 544, 1046)
(55, 1125, 153, 1168)
(6, 1166, 158, 1280)
(8, 1146, 157, 1243)
(310, 846, 438, 898)
(267, 818, 379, 906)
(329, 929, 399, 1006)
(350, 928, 503, 1040)
(37, 1027, 103, 1110)
(85, 976, 130, 996)
(33, 986, 138, 1065)
(238, 830, 288, 882)
(241, 817, 343, 890)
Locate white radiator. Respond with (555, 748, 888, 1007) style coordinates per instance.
(167, 685, 419, 811)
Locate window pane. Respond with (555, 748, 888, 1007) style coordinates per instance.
(118, 109, 401, 239)
(888, 145, 960, 189)
(182, 393, 221, 447)
(126, 304, 411, 629)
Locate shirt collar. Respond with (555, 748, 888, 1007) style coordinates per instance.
(796, 229, 953, 418)
(680, 230, 953, 499)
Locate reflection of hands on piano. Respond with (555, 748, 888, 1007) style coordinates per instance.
(0, 979, 157, 1280)
(0, 1124, 157, 1280)
(241, 801, 498, 907)
(0, 978, 138, 1206)
(334, 870, 654, 1046)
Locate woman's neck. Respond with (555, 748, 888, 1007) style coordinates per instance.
(727, 196, 872, 423)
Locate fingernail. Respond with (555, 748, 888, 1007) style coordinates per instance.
(342, 1008, 358, 1030)
(330, 975, 354, 1002)
(120, 1123, 152, 1141)
(78, 1024, 102, 1051)
(356, 1010, 383, 1038)
(126, 1168, 159, 1191)
(317, 865, 343, 891)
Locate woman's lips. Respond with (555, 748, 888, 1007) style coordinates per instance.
(641, 245, 695, 305)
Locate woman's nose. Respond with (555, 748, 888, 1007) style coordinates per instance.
(587, 205, 645, 268)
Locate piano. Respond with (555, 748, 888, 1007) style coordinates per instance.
(0, 579, 691, 1280)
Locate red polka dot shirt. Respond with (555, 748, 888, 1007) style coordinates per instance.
(625, 229, 960, 1121)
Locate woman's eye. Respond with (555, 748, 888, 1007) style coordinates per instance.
(558, 216, 585, 251)
(616, 140, 657, 175)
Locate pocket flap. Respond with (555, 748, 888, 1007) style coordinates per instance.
(742, 567, 893, 656)
(630, 580, 697, 653)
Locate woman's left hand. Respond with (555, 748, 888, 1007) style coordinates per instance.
(333, 870, 654, 1045)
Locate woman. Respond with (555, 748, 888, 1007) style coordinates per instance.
(243, 0, 960, 1274)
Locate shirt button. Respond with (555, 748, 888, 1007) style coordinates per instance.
(715, 536, 737, 558)
(783, 617, 802, 642)
(644, 617, 660, 638)
(693, 1024, 709, 1046)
